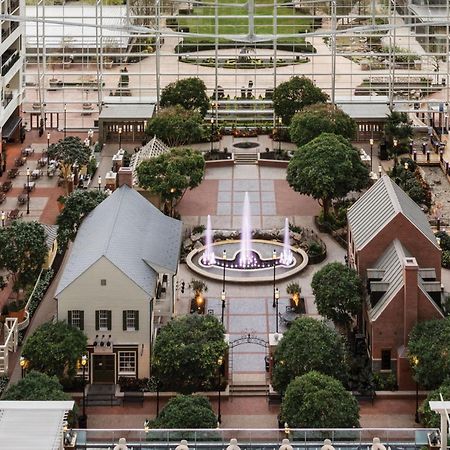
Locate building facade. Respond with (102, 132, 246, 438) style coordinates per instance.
(347, 176, 443, 389)
(55, 185, 182, 383)
(1, 0, 24, 173)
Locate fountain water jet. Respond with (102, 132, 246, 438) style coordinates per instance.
(280, 217, 293, 265)
(239, 192, 252, 267)
(202, 214, 216, 265)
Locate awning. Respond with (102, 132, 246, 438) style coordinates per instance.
(2, 115, 22, 140)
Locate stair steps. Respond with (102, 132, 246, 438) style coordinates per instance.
(234, 153, 258, 165)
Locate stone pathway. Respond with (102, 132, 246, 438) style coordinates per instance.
(177, 162, 345, 381)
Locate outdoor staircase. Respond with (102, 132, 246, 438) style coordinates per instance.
(234, 153, 258, 165)
(229, 381, 269, 397)
(85, 384, 121, 406)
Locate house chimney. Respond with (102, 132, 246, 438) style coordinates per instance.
(118, 167, 133, 188)
(403, 257, 419, 343)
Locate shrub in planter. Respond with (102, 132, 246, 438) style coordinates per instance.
(442, 251, 450, 269)
(118, 377, 150, 392)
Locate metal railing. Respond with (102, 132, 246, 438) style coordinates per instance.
(0, 318, 18, 375)
(69, 428, 437, 450)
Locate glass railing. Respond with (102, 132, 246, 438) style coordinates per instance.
(68, 428, 436, 450)
(1, 51, 20, 76)
(1, 22, 19, 42)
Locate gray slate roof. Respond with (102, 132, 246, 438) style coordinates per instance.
(42, 224, 58, 249)
(55, 185, 182, 297)
(347, 175, 437, 250)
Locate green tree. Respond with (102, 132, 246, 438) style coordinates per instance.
(272, 317, 348, 393)
(408, 318, 450, 389)
(152, 315, 227, 394)
(420, 379, 450, 427)
(137, 147, 205, 217)
(311, 262, 364, 329)
(3, 370, 71, 401)
(273, 76, 328, 125)
(384, 111, 413, 154)
(286, 133, 370, 221)
(0, 221, 47, 294)
(48, 136, 91, 192)
(23, 321, 87, 380)
(160, 77, 210, 117)
(290, 104, 357, 147)
(152, 395, 217, 428)
(56, 189, 108, 251)
(280, 371, 360, 428)
(146, 106, 204, 147)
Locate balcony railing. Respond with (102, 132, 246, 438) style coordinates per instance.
(68, 427, 436, 450)
(1, 21, 19, 42)
(2, 89, 18, 109)
(1, 50, 20, 76)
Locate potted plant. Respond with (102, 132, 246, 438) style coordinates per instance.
(286, 282, 305, 313)
(7, 299, 26, 322)
(189, 279, 208, 314)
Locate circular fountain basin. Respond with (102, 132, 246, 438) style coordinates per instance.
(186, 239, 308, 283)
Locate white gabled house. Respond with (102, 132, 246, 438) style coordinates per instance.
(55, 185, 182, 383)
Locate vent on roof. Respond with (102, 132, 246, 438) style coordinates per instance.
(101, 279, 107, 286)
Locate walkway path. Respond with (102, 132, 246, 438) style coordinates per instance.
(176, 162, 346, 381)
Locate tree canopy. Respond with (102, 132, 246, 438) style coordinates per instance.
(137, 147, 205, 217)
(286, 133, 370, 220)
(420, 379, 450, 427)
(48, 136, 91, 191)
(152, 315, 227, 394)
(160, 77, 210, 117)
(0, 221, 47, 293)
(23, 321, 87, 380)
(311, 262, 364, 328)
(384, 111, 413, 153)
(146, 105, 204, 147)
(273, 76, 328, 125)
(408, 317, 450, 389)
(290, 104, 357, 147)
(56, 189, 108, 251)
(272, 316, 348, 393)
(3, 370, 71, 401)
(152, 395, 217, 429)
(280, 371, 360, 428)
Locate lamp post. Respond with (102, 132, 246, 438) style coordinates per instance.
(412, 356, 420, 423)
(210, 117, 214, 153)
(278, 117, 282, 153)
(369, 138, 374, 173)
(80, 354, 88, 428)
(118, 127, 122, 150)
(393, 138, 398, 165)
(221, 249, 226, 325)
(404, 162, 409, 184)
(272, 249, 277, 308)
(19, 356, 27, 378)
(26, 167, 30, 215)
(275, 287, 280, 333)
(1, 211, 5, 227)
(378, 164, 382, 179)
(217, 356, 223, 425)
(98, 176, 102, 191)
(47, 132, 51, 168)
(64, 104, 67, 138)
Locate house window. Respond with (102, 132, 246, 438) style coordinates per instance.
(118, 351, 136, 376)
(95, 310, 112, 331)
(381, 349, 391, 371)
(101, 279, 107, 286)
(123, 310, 139, 331)
(68, 310, 84, 330)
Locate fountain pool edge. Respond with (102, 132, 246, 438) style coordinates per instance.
(186, 240, 309, 283)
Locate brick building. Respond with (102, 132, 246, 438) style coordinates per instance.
(347, 176, 444, 389)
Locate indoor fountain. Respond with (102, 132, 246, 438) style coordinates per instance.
(187, 192, 308, 283)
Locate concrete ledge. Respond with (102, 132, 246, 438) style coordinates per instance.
(205, 155, 234, 167)
(257, 154, 289, 168)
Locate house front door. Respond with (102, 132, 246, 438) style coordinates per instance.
(92, 354, 115, 383)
